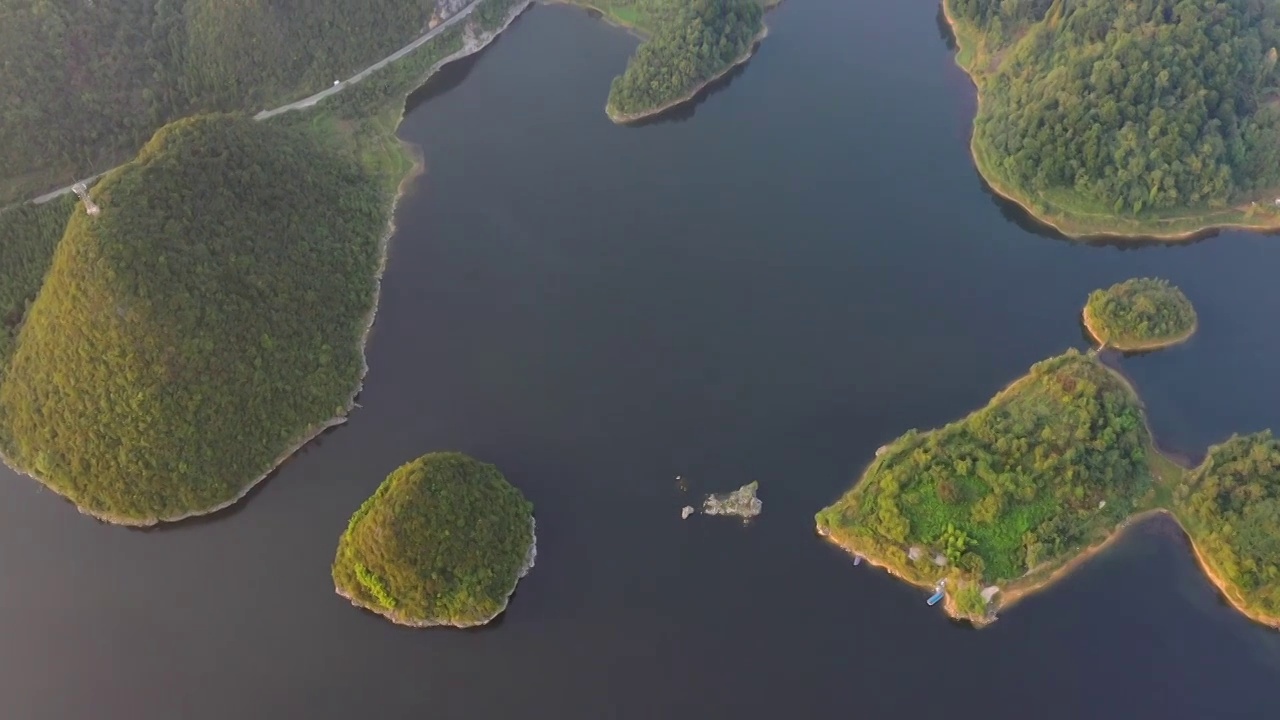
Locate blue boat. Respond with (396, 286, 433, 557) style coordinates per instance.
(926, 580, 946, 606)
(853, 555, 863, 566)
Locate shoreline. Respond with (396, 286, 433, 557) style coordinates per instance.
(336, 516, 537, 628)
(0, 0, 534, 528)
(939, 0, 1280, 242)
(605, 24, 770, 124)
(1081, 305, 1197, 353)
(818, 354, 1280, 630)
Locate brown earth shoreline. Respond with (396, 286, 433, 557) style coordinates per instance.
(939, 0, 1280, 242)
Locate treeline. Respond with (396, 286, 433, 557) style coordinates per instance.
(817, 351, 1150, 583)
(0, 197, 75, 367)
(0, 114, 387, 522)
(949, 0, 1054, 46)
(0, 0, 447, 203)
(333, 453, 534, 626)
(955, 0, 1280, 215)
(1178, 432, 1280, 616)
(606, 0, 763, 118)
(1085, 277, 1197, 347)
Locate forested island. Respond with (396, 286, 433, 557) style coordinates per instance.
(333, 453, 536, 627)
(0, 114, 387, 524)
(599, 0, 767, 122)
(816, 350, 1280, 629)
(945, 0, 1280, 239)
(1084, 278, 1198, 351)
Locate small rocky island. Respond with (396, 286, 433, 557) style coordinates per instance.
(1083, 278, 1198, 352)
(703, 481, 762, 518)
(332, 452, 535, 628)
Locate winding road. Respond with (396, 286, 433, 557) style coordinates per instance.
(22, 0, 483, 208)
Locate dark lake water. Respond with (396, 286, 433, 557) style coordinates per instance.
(3, 1, 1280, 717)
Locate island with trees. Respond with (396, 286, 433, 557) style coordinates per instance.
(601, 0, 767, 122)
(0, 114, 387, 525)
(816, 349, 1280, 629)
(944, 0, 1280, 239)
(333, 452, 536, 627)
(1083, 278, 1198, 351)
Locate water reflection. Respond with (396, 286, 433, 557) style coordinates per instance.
(403, 13, 528, 115)
(935, 3, 957, 51)
(977, 176, 1237, 249)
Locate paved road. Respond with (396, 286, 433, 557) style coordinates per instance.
(22, 0, 482, 208)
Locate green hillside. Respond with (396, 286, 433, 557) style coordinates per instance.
(333, 453, 535, 627)
(0, 114, 386, 523)
(604, 0, 765, 120)
(0, 197, 76, 367)
(0, 0, 441, 204)
(947, 0, 1280, 235)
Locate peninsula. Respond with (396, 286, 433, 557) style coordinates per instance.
(332, 452, 536, 628)
(0, 114, 387, 525)
(1083, 278, 1197, 352)
(602, 0, 767, 123)
(817, 350, 1280, 630)
(944, 0, 1280, 240)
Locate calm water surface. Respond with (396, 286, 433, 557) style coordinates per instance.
(3, 2, 1279, 718)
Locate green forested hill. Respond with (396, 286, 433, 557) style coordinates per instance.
(0, 114, 386, 523)
(333, 453, 535, 627)
(0, 198, 76, 368)
(1177, 432, 1280, 618)
(949, 0, 1280, 227)
(1084, 278, 1198, 350)
(605, 0, 764, 119)
(0, 0, 440, 203)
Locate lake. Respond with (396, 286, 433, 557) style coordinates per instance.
(2, 1, 1279, 717)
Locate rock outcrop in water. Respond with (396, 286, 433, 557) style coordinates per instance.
(703, 481, 762, 518)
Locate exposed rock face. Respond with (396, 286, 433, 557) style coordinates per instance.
(981, 586, 1000, 603)
(703, 481, 762, 518)
(681, 506, 695, 519)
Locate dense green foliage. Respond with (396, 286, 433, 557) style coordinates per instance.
(1177, 432, 1280, 617)
(333, 452, 535, 626)
(0, 197, 75, 366)
(816, 351, 1151, 584)
(0, 0, 447, 202)
(0, 114, 386, 521)
(953, 0, 1280, 215)
(1085, 278, 1197, 348)
(606, 0, 763, 117)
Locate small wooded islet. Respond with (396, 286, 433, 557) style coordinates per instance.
(332, 453, 535, 627)
(1084, 278, 1197, 350)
